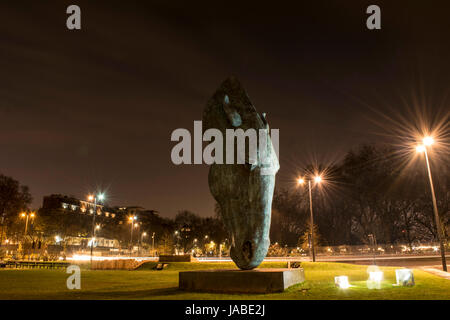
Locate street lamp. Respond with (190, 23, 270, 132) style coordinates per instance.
(88, 193, 105, 267)
(297, 174, 323, 262)
(128, 216, 137, 256)
(416, 136, 447, 272)
(20, 211, 36, 257)
(152, 232, 155, 257)
(20, 211, 36, 238)
(139, 231, 147, 256)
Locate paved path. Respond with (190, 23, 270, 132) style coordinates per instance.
(418, 267, 450, 280)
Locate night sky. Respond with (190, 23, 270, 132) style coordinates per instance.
(1, 1, 449, 217)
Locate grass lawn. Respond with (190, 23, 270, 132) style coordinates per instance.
(0, 261, 449, 299)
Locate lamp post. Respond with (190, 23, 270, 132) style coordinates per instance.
(0, 211, 5, 248)
(140, 231, 147, 256)
(174, 230, 180, 254)
(368, 234, 377, 265)
(88, 193, 104, 268)
(19, 211, 35, 259)
(128, 216, 137, 256)
(298, 175, 322, 262)
(152, 232, 155, 257)
(21, 211, 35, 238)
(416, 137, 447, 272)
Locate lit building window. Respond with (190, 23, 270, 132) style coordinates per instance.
(62, 203, 68, 209)
(71, 205, 77, 211)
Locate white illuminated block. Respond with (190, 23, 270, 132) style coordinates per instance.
(367, 271, 383, 289)
(369, 271, 383, 282)
(395, 269, 414, 286)
(335, 276, 350, 289)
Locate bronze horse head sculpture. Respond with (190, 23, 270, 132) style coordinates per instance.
(203, 77, 279, 269)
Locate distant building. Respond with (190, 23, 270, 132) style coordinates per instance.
(65, 236, 119, 248)
(117, 206, 145, 216)
(42, 194, 118, 218)
(41, 195, 158, 221)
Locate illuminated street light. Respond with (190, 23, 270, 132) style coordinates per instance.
(423, 136, 434, 146)
(138, 231, 147, 256)
(297, 173, 323, 262)
(416, 145, 426, 153)
(415, 136, 447, 272)
(151, 232, 155, 257)
(87, 192, 105, 268)
(128, 215, 137, 256)
(20, 211, 36, 238)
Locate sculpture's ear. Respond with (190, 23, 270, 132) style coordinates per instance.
(223, 94, 242, 127)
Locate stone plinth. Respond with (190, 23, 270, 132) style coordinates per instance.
(159, 255, 192, 262)
(179, 268, 305, 293)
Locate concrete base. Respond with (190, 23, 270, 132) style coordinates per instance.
(179, 268, 305, 293)
(159, 255, 192, 262)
